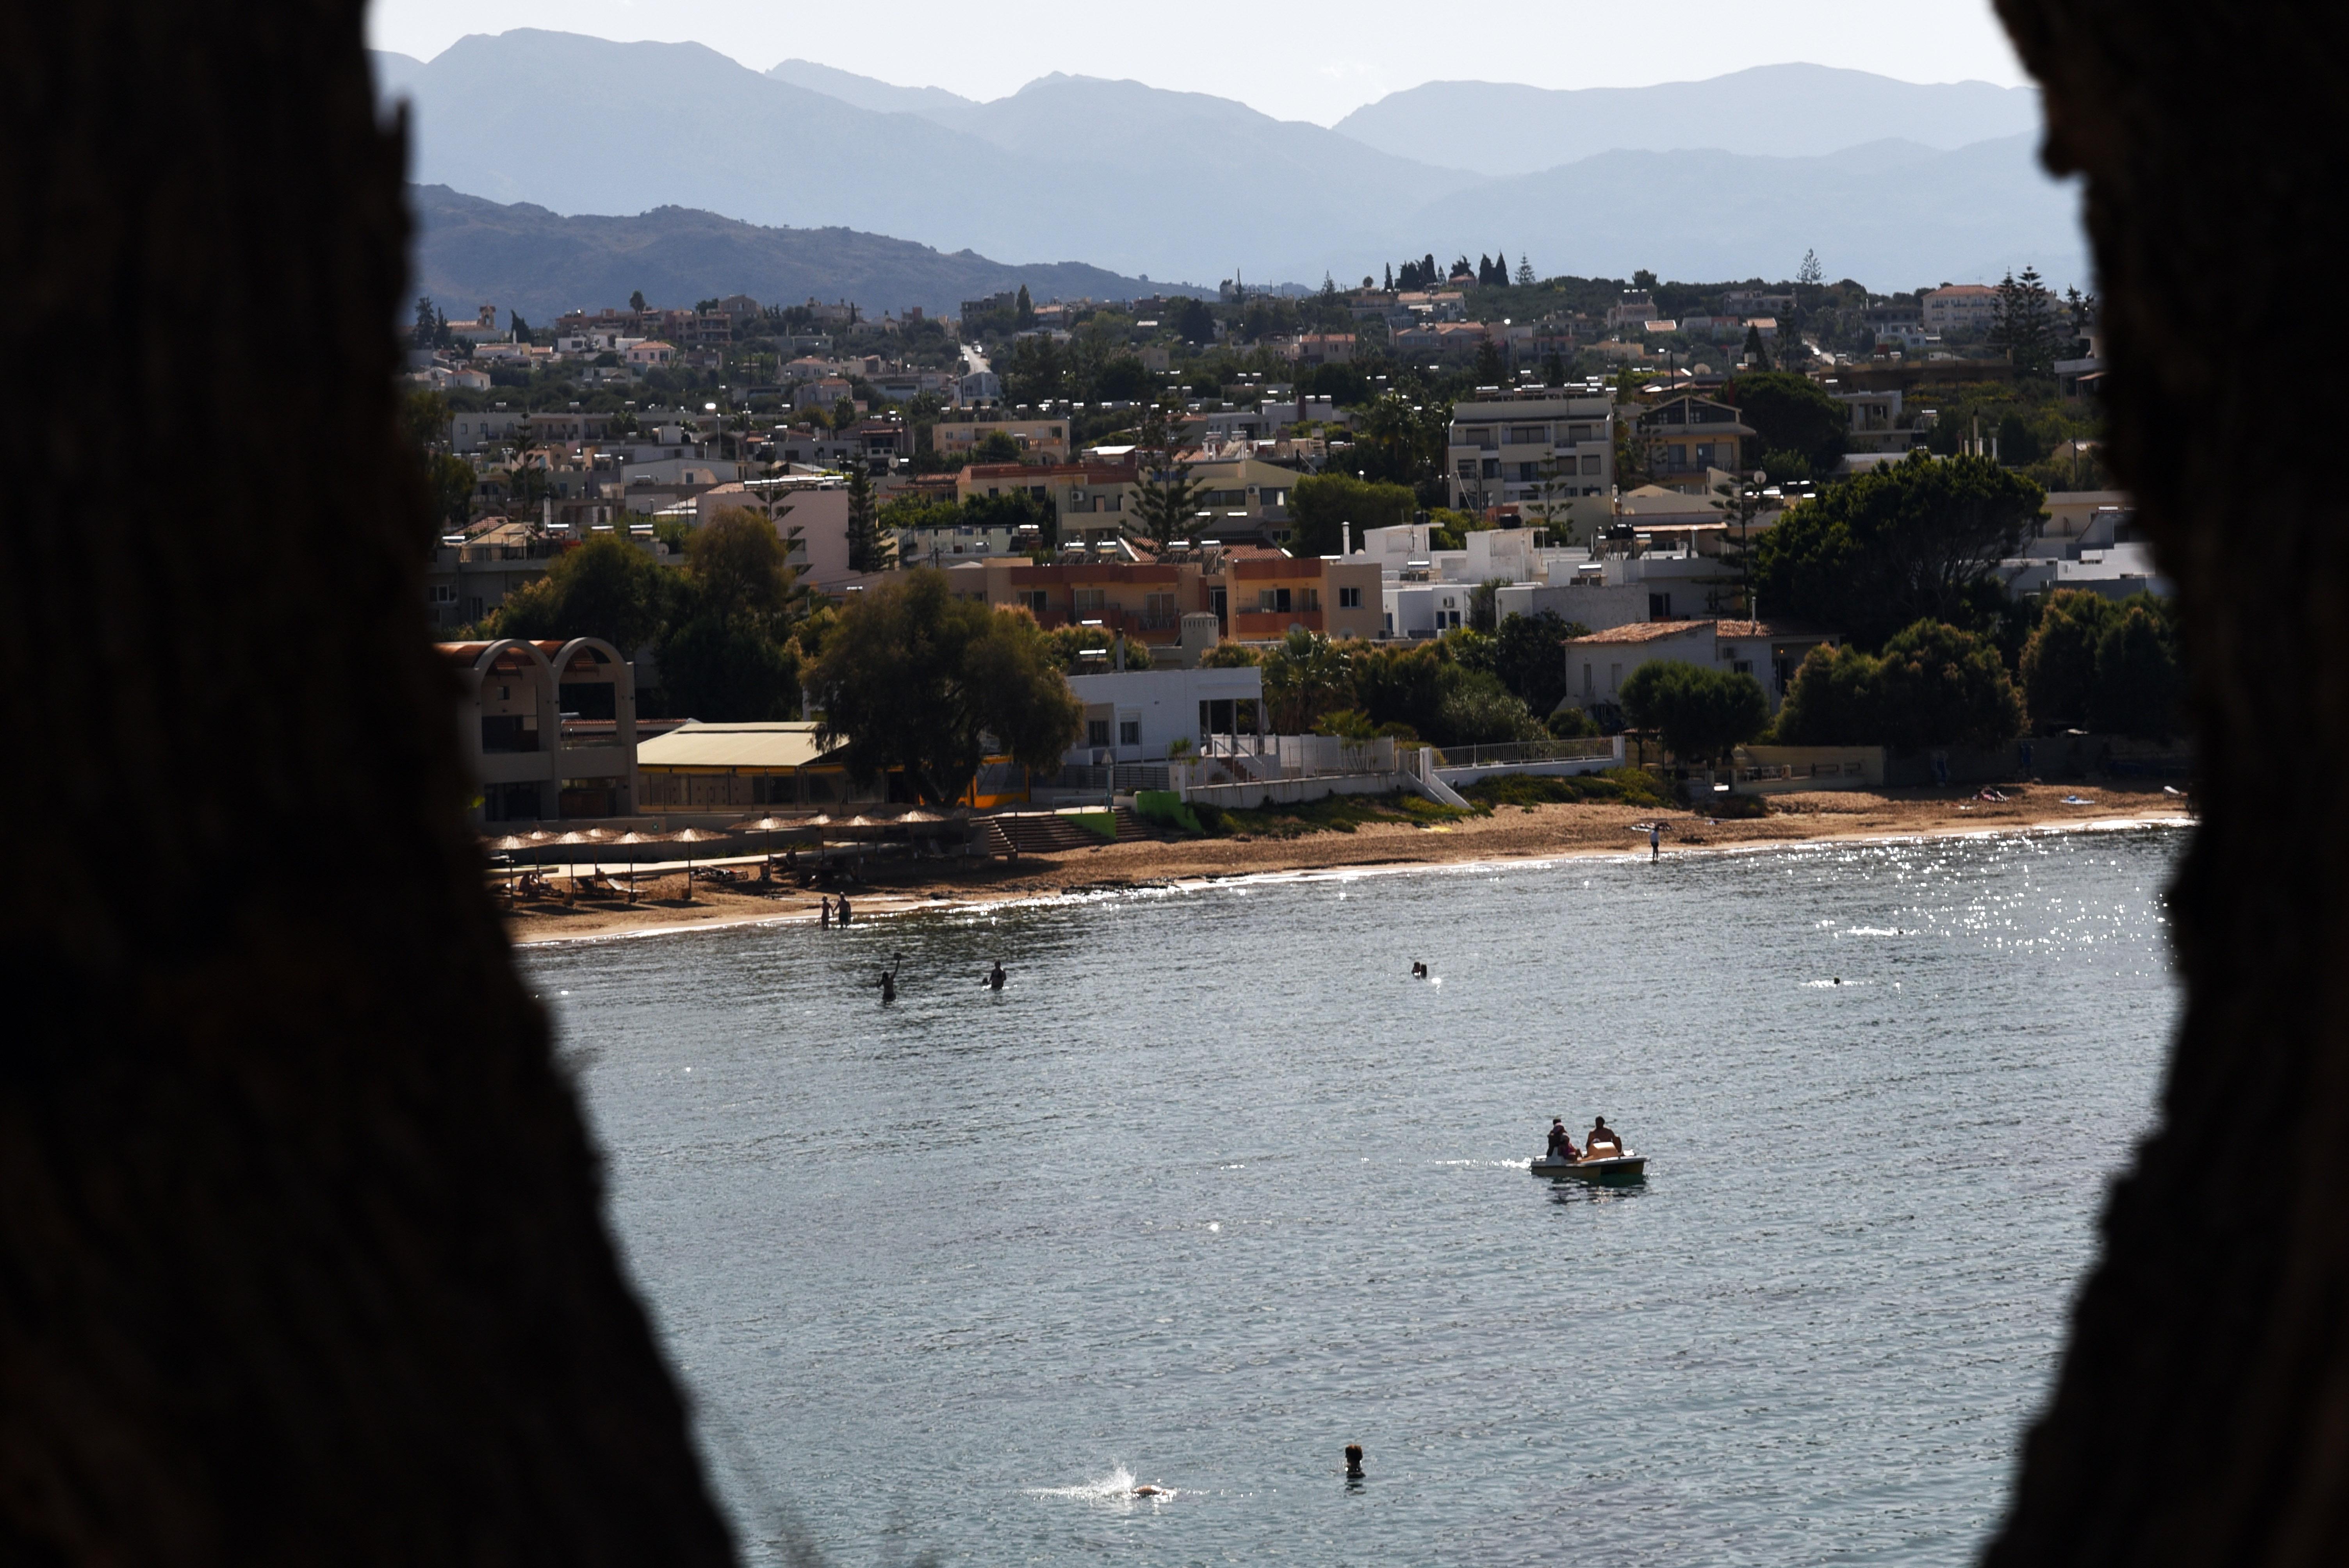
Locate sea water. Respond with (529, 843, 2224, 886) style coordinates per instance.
(527, 825, 2183, 1566)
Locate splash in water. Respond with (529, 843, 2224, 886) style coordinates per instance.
(1027, 1464, 1176, 1503)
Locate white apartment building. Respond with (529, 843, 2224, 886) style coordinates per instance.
(1921, 284, 1999, 335)
(1445, 389, 1616, 527)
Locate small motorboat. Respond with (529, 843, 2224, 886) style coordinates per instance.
(1530, 1149, 1647, 1181)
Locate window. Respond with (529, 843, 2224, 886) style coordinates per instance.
(1518, 461, 1537, 481)
(1481, 458, 1500, 479)
(430, 584, 456, 603)
(1649, 592, 1672, 618)
(1338, 586, 1362, 609)
(1508, 425, 1547, 444)
(1025, 590, 1049, 614)
(1143, 592, 1177, 626)
(1073, 588, 1107, 617)
(1609, 662, 1623, 691)
(1087, 719, 1111, 747)
(1581, 454, 1601, 476)
(1119, 719, 1141, 745)
(1257, 586, 1294, 613)
(1300, 588, 1321, 611)
(1732, 659, 1752, 677)
(1583, 662, 1595, 697)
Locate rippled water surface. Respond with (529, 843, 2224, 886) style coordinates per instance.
(528, 826, 2184, 1566)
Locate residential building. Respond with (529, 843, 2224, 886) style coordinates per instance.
(625, 339, 674, 367)
(442, 637, 640, 823)
(634, 722, 887, 812)
(931, 417, 1069, 464)
(1218, 554, 1383, 641)
(1295, 333, 1356, 365)
(1561, 619, 1838, 716)
(447, 406, 526, 453)
(1064, 666, 1266, 764)
(970, 558, 1203, 649)
(954, 461, 1138, 524)
(1445, 389, 1616, 523)
(1632, 396, 1758, 492)
(795, 376, 856, 412)
(1182, 453, 1306, 542)
(1605, 291, 1658, 331)
(1721, 290, 1795, 317)
(1921, 284, 1999, 335)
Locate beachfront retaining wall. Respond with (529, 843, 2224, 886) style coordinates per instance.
(1727, 746, 1887, 795)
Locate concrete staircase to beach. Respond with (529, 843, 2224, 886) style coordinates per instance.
(980, 807, 1176, 857)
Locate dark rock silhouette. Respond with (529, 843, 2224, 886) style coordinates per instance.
(1984, 0, 2349, 1561)
(0, 2, 731, 1558)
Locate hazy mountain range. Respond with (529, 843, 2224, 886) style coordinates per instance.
(376, 33, 2085, 309)
(410, 186, 1187, 323)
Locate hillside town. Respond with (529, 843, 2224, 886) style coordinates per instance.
(405, 256, 2171, 864)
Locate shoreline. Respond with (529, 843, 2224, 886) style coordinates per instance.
(501, 785, 2192, 948)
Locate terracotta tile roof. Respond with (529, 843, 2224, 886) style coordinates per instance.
(1564, 620, 1717, 645)
(1711, 621, 1835, 639)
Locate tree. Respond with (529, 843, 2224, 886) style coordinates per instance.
(1259, 628, 1354, 732)
(1489, 609, 1586, 715)
(1474, 335, 1506, 385)
(1128, 400, 1208, 550)
(1725, 369, 1844, 474)
(1773, 643, 1884, 745)
(1516, 255, 1536, 288)
(684, 506, 800, 629)
(2019, 588, 2114, 729)
(843, 463, 892, 573)
(492, 531, 668, 650)
(629, 289, 646, 313)
(508, 309, 529, 340)
(1743, 323, 1773, 370)
(1749, 453, 2044, 648)
(1619, 659, 1770, 763)
(1991, 265, 2060, 375)
(658, 614, 801, 722)
(1173, 296, 1215, 343)
(1041, 624, 1152, 672)
(1015, 283, 1034, 328)
(422, 452, 476, 527)
(970, 429, 1024, 464)
(1710, 470, 1770, 616)
(1871, 618, 2025, 748)
(1287, 472, 1414, 558)
(1797, 249, 1824, 289)
(2089, 601, 2183, 737)
(809, 570, 1084, 804)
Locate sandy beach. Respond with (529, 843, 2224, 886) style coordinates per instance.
(497, 783, 2191, 947)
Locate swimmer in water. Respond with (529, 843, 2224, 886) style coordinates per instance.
(1345, 1443, 1364, 1480)
(986, 960, 1007, 991)
(1411, 961, 1428, 978)
(1132, 1484, 1165, 1497)
(877, 951, 902, 1004)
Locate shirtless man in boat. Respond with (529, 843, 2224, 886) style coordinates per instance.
(1585, 1117, 1622, 1156)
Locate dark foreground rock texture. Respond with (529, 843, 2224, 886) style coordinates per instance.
(1984, 2, 2349, 1564)
(0, 4, 733, 1560)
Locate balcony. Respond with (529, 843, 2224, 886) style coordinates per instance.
(1232, 608, 1325, 637)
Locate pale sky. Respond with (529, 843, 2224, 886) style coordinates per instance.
(365, 0, 2031, 127)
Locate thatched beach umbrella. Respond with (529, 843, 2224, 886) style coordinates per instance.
(733, 814, 795, 870)
(670, 826, 727, 902)
(609, 829, 672, 904)
(487, 833, 533, 902)
(552, 827, 612, 896)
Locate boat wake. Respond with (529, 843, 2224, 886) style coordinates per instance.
(1027, 1464, 1176, 1504)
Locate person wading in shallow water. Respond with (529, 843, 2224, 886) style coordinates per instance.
(986, 960, 1007, 992)
(818, 896, 831, 930)
(835, 894, 853, 927)
(875, 953, 902, 1004)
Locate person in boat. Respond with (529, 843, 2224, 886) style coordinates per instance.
(1585, 1117, 1621, 1157)
(986, 960, 1007, 991)
(1411, 961, 1428, 978)
(1545, 1118, 1579, 1162)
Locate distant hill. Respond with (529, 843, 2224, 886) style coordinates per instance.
(408, 185, 1198, 322)
(1403, 135, 2084, 293)
(381, 33, 2083, 292)
(1333, 64, 2041, 177)
(378, 32, 1472, 287)
(764, 59, 973, 117)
